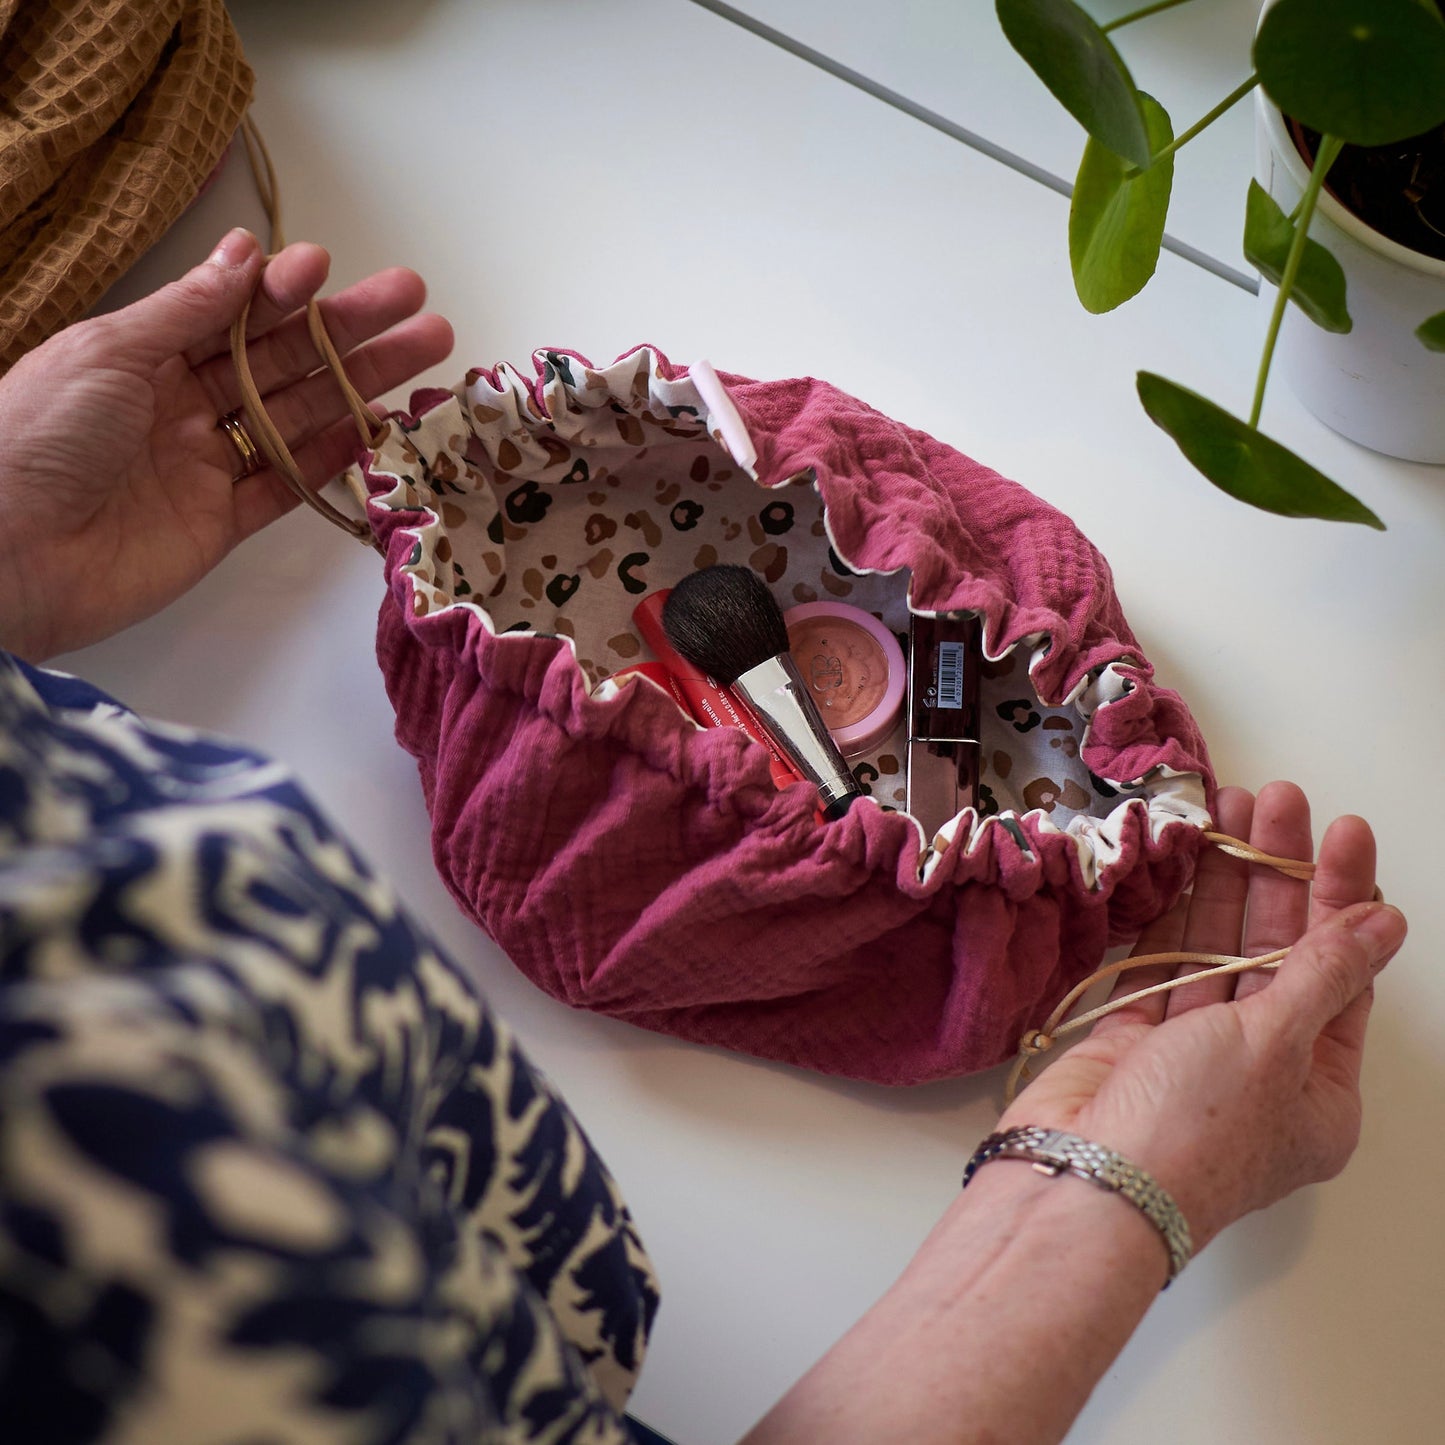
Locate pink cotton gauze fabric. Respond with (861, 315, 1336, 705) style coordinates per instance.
(365, 347, 1215, 1087)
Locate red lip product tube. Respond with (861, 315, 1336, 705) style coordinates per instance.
(607, 660, 697, 716)
(633, 591, 808, 792)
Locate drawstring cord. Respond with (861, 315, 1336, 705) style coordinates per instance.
(1004, 831, 1384, 1104)
(229, 114, 384, 552)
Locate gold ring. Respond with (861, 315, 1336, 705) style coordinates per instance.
(218, 408, 265, 481)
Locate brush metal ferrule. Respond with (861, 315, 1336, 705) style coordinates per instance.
(734, 654, 863, 819)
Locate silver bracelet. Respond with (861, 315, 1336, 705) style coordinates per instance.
(962, 1125, 1193, 1286)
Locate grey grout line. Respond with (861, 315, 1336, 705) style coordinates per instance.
(689, 0, 1260, 295)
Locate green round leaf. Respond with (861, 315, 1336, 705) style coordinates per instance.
(1417, 310, 1445, 350)
(1136, 372, 1384, 527)
(997, 0, 1153, 167)
(1070, 92, 1175, 313)
(1242, 180, 1352, 333)
(1256, 0, 1445, 146)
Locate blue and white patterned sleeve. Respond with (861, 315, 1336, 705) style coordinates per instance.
(0, 652, 660, 1445)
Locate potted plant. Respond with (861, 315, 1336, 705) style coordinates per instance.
(996, 0, 1445, 527)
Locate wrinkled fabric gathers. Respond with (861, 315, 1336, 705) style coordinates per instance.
(363, 347, 1215, 1085)
(0, 0, 253, 368)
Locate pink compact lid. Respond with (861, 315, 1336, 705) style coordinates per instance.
(783, 601, 907, 758)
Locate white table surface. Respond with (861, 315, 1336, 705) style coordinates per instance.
(709, 0, 1262, 282)
(63, 2, 1445, 1441)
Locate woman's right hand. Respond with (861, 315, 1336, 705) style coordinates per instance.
(999, 780, 1405, 1259)
(0, 228, 453, 662)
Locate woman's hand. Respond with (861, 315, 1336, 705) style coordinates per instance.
(1001, 780, 1406, 1253)
(732, 781, 1405, 1445)
(0, 228, 453, 662)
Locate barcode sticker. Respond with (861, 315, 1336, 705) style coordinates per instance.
(934, 641, 964, 709)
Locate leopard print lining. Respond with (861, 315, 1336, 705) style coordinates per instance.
(368, 349, 1138, 831)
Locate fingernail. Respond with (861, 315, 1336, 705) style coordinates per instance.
(1345, 903, 1406, 959)
(208, 228, 258, 269)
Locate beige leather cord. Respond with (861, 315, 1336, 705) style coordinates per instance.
(228, 115, 384, 552)
(1003, 831, 1382, 1104)
(239, 114, 279, 246)
(1201, 830, 1316, 881)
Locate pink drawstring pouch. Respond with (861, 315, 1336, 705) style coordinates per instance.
(358, 346, 1214, 1086)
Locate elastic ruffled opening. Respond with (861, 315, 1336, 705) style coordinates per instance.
(363, 346, 1209, 898)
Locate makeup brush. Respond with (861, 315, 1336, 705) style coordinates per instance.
(662, 565, 863, 819)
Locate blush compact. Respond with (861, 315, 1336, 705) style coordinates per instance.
(783, 601, 906, 758)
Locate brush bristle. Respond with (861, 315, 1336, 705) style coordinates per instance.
(661, 565, 790, 685)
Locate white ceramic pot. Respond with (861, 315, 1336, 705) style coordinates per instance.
(1254, 90, 1445, 463)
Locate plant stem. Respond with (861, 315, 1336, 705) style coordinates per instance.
(1249, 134, 1345, 430)
(1100, 0, 1193, 33)
(1132, 74, 1259, 172)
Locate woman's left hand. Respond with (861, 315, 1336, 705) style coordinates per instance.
(0, 228, 453, 662)
(999, 781, 1404, 1256)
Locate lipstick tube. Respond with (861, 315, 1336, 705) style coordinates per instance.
(906, 611, 982, 832)
(633, 591, 807, 792)
(608, 661, 696, 716)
